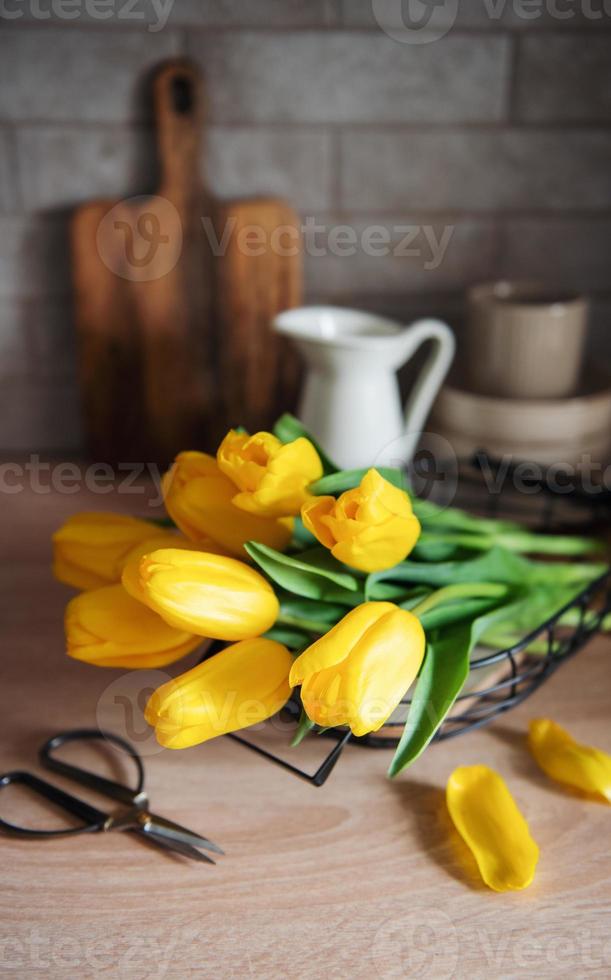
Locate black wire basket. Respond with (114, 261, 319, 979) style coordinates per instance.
(224, 455, 611, 786)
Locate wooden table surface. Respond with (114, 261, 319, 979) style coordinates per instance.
(1, 474, 610, 979)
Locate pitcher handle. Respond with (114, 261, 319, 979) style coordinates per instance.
(400, 319, 455, 464)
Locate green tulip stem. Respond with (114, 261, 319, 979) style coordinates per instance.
(411, 582, 509, 618)
(291, 709, 316, 747)
(418, 530, 601, 557)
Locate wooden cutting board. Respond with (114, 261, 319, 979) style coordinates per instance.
(72, 59, 302, 464)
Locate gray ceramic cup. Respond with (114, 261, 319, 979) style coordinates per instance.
(466, 282, 589, 400)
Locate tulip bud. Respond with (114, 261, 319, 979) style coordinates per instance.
(121, 532, 227, 604)
(217, 429, 323, 518)
(301, 469, 421, 573)
(162, 451, 292, 557)
(139, 548, 279, 641)
(65, 584, 202, 669)
(290, 601, 426, 737)
(53, 512, 163, 591)
(145, 637, 294, 748)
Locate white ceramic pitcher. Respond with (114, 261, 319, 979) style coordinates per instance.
(273, 306, 455, 469)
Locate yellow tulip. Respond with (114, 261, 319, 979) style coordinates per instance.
(446, 766, 539, 892)
(145, 637, 294, 748)
(289, 602, 425, 737)
(162, 451, 292, 557)
(217, 429, 323, 517)
(121, 531, 227, 604)
(53, 512, 163, 591)
(139, 548, 279, 641)
(65, 584, 202, 669)
(528, 718, 611, 803)
(301, 469, 421, 573)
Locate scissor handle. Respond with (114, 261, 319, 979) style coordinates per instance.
(39, 729, 146, 807)
(0, 771, 107, 838)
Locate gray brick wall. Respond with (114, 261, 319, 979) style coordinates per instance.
(0, 0, 610, 451)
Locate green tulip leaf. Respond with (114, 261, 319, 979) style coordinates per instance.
(369, 547, 537, 592)
(388, 585, 586, 778)
(277, 592, 347, 623)
(388, 598, 527, 778)
(295, 545, 366, 579)
(365, 581, 416, 602)
(264, 626, 310, 649)
(388, 626, 471, 778)
(417, 596, 503, 633)
(412, 498, 521, 535)
(411, 538, 461, 562)
(245, 541, 362, 604)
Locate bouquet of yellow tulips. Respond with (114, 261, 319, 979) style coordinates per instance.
(54, 414, 606, 777)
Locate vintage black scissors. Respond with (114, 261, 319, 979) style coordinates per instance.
(0, 728, 224, 864)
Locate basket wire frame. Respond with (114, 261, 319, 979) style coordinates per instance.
(220, 457, 611, 786)
(226, 568, 611, 785)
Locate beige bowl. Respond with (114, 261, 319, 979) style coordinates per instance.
(466, 281, 589, 400)
(431, 378, 611, 467)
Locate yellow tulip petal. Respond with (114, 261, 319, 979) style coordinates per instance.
(300, 496, 337, 549)
(53, 555, 113, 593)
(163, 451, 292, 556)
(331, 513, 421, 573)
(53, 512, 161, 590)
(358, 468, 413, 522)
(340, 609, 425, 736)
(218, 430, 322, 518)
(293, 602, 426, 737)
(145, 637, 293, 748)
(140, 548, 279, 641)
(289, 602, 396, 686)
(121, 532, 226, 603)
(300, 469, 420, 573)
(65, 584, 202, 669)
(300, 665, 345, 728)
(529, 719, 611, 803)
(446, 766, 539, 892)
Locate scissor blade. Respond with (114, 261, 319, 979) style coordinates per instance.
(143, 811, 225, 855)
(137, 825, 215, 864)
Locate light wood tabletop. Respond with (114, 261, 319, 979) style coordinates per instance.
(1, 474, 610, 979)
